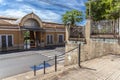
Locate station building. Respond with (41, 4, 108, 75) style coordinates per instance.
(0, 13, 65, 51)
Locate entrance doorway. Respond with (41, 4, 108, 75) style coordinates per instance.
(21, 17, 43, 49)
(30, 31, 40, 48)
(24, 31, 41, 49)
(24, 31, 30, 49)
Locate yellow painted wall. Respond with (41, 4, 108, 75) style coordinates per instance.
(0, 29, 65, 51)
(44, 32, 65, 46)
(0, 30, 24, 48)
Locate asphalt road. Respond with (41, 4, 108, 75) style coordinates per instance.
(0, 47, 65, 79)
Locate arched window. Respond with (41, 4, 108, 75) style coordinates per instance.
(23, 19, 40, 29)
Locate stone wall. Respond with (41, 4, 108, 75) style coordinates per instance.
(65, 19, 120, 66)
(65, 43, 78, 66)
(65, 40, 120, 66)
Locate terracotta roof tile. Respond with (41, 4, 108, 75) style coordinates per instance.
(0, 20, 18, 26)
(0, 16, 17, 20)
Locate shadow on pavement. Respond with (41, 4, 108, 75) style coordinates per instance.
(81, 66, 96, 71)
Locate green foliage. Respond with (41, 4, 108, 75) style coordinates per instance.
(24, 31, 30, 39)
(86, 0, 120, 21)
(105, 0, 120, 20)
(62, 9, 83, 27)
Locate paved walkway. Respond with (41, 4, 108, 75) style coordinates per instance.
(3, 54, 120, 80)
(57, 54, 120, 80)
(33, 54, 120, 80)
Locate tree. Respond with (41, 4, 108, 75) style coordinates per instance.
(24, 31, 30, 39)
(105, 0, 120, 20)
(85, 0, 120, 21)
(62, 9, 83, 27)
(85, 0, 120, 36)
(24, 31, 30, 49)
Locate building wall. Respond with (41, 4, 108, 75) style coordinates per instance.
(0, 30, 24, 51)
(44, 32, 65, 46)
(0, 13, 66, 51)
(0, 28, 65, 51)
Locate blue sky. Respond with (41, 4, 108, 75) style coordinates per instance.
(0, 0, 88, 26)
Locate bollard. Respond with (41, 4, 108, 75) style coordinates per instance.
(44, 61, 46, 74)
(55, 55, 57, 72)
(34, 65, 36, 76)
(78, 43, 81, 68)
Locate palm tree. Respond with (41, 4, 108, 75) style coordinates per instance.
(62, 9, 83, 27)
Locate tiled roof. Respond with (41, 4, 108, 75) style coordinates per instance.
(0, 15, 65, 29)
(0, 16, 17, 20)
(0, 16, 18, 26)
(0, 20, 18, 26)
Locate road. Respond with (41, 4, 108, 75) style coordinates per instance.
(0, 47, 65, 79)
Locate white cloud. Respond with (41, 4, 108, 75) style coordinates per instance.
(18, 5, 61, 22)
(34, 9, 61, 22)
(80, 20, 86, 26)
(0, 4, 61, 23)
(0, 0, 6, 5)
(0, 9, 27, 18)
(20, 5, 34, 12)
(58, 0, 85, 10)
(0, 0, 3, 3)
(0, 0, 87, 23)
(16, 0, 23, 2)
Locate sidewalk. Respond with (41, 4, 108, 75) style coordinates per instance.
(3, 54, 120, 80)
(2, 64, 64, 80)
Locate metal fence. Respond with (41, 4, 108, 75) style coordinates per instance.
(91, 20, 119, 35)
(32, 46, 79, 76)
(70, 27, 85, 38)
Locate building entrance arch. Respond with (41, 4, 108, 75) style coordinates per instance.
(20, 13, 44, 49)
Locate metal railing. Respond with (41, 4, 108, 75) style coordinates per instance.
(32, 46, 79, 76)
(91, 20, 119, 36)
